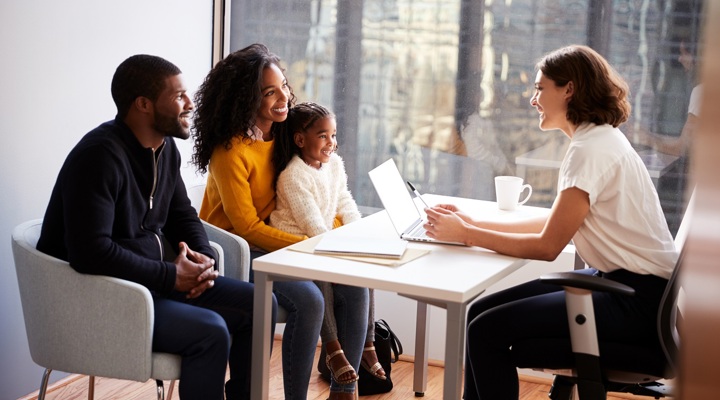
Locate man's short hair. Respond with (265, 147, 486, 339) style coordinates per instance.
(111, 55, 182, 119)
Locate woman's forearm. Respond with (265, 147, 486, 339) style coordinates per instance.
(471, 215, 547, 234)
(463, 226, 566, 261)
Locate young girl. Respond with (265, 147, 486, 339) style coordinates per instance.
(270, 102, 385, 399)
(424, 45, 678, 400)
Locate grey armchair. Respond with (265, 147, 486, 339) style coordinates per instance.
(11, 219, 192, 399)
(186, 183, 245, 282)
(187, 182, 287, 322)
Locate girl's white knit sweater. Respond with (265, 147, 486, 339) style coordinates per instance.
(270, 153, 361, 237)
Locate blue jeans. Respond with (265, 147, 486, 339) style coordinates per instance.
(153, 276, 278, 400)
(251, 250, 325, 400)
(324, 283, 369, 394)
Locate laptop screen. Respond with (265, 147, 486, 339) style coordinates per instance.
(368, 159, 423, 235)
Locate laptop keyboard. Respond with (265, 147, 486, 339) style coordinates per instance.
(407, 223, 431, 240)
(404, 220, 466, 246)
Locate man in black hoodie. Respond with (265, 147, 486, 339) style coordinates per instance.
(37, 54, 277, 400)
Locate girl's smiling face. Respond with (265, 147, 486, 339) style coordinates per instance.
(294, 116, 337, 169)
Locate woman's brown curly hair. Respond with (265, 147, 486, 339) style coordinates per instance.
(537, 45, 631, 128)
(191, 43, 296, 174)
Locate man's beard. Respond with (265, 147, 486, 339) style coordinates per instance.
(154, 111, 190, 140)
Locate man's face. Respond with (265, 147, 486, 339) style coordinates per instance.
(152, 74, 193, 139)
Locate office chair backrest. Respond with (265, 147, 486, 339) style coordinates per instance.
(658, 249, 683, 376)
(672, 188, 695, 252)
(657, 188, 694, 376)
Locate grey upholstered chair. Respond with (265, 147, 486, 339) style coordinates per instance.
(10, 219, 205, 399)
(187, 182, 288, 322)
(12, 218, 234, 399)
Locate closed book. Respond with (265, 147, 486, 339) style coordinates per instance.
(313, 235, 407, 259)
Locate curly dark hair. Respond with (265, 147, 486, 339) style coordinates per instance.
(191, 44, 296, 174)
(111, 54, 181, 119)
(272, 102, 335, 187)
(537, 45, 631, 128)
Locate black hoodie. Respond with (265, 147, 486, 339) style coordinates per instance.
(37, 118, 212, 295)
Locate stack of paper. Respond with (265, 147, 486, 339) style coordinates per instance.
(287, 235, 430, 267)
(313, 235, 408, 259)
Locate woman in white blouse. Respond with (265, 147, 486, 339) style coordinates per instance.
(424, 45, 679, 400)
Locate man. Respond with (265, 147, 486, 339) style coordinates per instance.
(37, 54, 277, 399)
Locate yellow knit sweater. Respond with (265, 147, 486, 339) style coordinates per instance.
(199, 136, 306, 252)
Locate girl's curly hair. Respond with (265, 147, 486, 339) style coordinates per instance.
(537, 45, 631, 128)
(191, 43, 296, 174)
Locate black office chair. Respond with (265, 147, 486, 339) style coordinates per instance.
(518, 251, 682, 399)
(512, 250, 687, 399)
(511, 193, 692, 399)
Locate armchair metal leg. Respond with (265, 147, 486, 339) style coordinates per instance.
(88, 375, 95, 400)
(167, 380, 176, 399)
(37, 368, 52, 400)
(155, 379, 165, 400)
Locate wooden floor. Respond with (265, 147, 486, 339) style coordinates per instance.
(19, 339, 648, 399)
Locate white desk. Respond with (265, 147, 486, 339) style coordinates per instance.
(250, 196, 551, 399)
(515, 142, 679, 187)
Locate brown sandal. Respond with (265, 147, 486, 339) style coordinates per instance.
(326, 349, 358, 385)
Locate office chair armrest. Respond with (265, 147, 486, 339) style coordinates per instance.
(539, 271, 636, 369)
(541, 272, 635, 296)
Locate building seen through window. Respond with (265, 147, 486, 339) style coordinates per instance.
(228, 0, 704, 235)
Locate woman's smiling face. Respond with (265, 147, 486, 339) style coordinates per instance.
(530, 70, 573, 134)
(255, 63, 290, 135)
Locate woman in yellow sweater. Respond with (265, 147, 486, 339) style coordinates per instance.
(191, 44, 367, 400)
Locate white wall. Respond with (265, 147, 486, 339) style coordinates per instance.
(0, 1, 212, 398)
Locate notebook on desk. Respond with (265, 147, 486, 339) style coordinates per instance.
(288, 235, 429, 267)
(368, 159, 466, 246)
(313, 235, 408, 259)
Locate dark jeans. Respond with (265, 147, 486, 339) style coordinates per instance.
(463, 268, 668, 400)
(153, 276, 277, 400)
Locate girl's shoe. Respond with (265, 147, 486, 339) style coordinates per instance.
(360, 346, 387, 380)
(325, 349, 358, 385)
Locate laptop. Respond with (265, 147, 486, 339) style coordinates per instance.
(368, 159, 465, 246)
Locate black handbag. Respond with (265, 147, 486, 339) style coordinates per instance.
(359, 319, 403, 395)
(317, 319, 403, 395)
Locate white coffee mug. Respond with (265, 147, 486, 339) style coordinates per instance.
(494, 176, 532, 211)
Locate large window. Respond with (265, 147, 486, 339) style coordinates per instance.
(225, 0, 704, 235)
